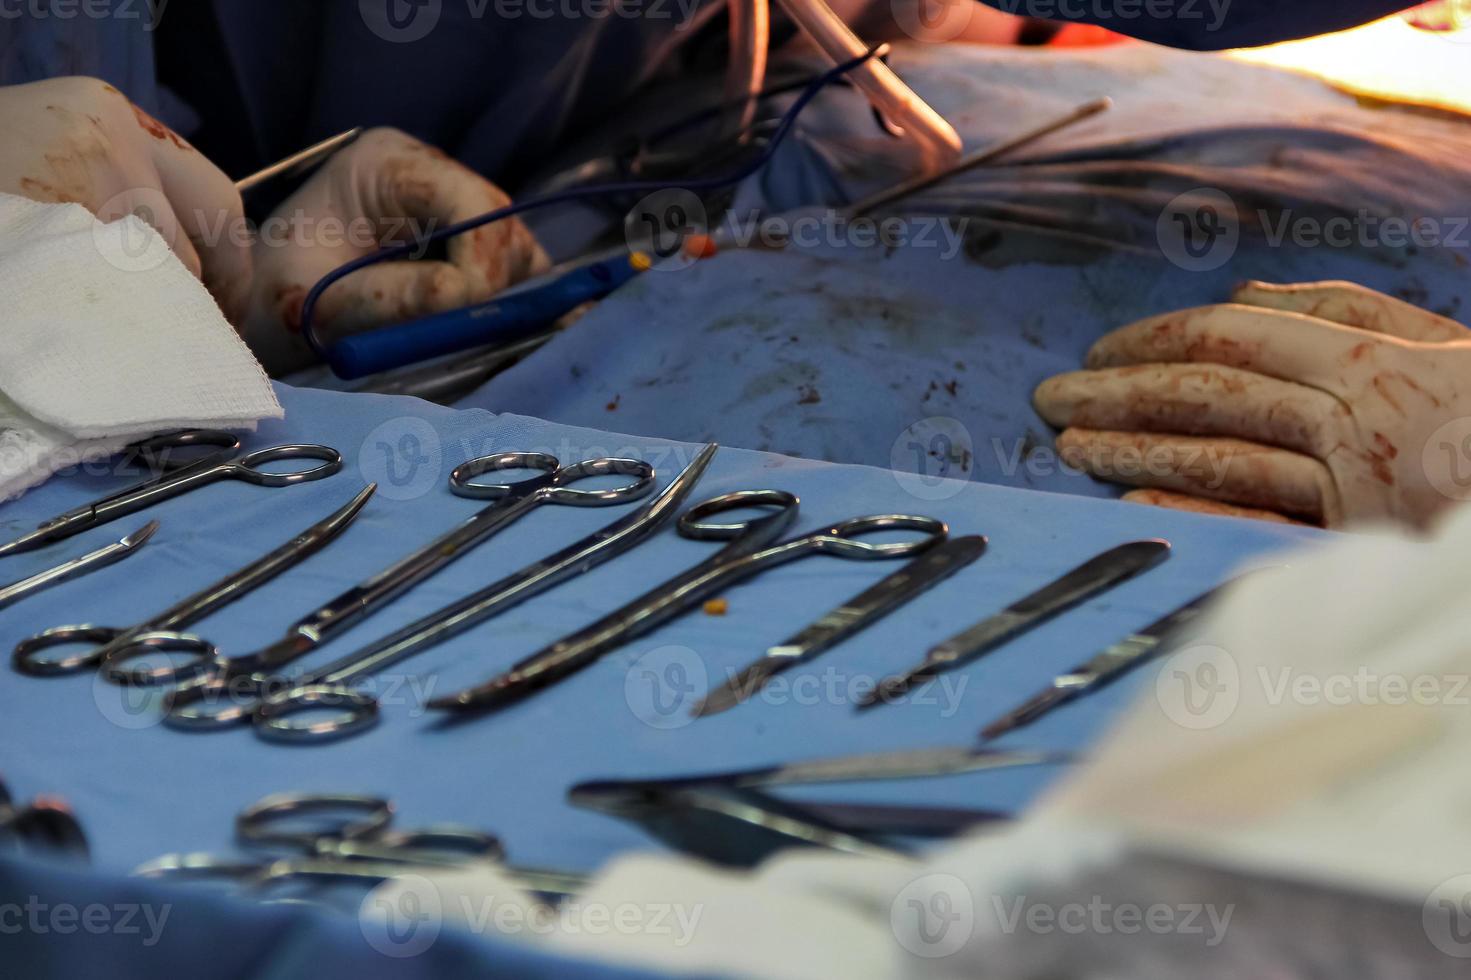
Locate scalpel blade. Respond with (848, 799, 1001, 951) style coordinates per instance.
(693, 536, 988, 718)
(859, 540, 1170, 709)
(978, 579, 1230, 741)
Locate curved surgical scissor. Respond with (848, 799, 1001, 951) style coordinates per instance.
(0, 439, 342, 558)
(145, 452, 656, 707)
(166, 447, 716, 742)
(12, 486, 375, 677)
(429, 489, 948, 714)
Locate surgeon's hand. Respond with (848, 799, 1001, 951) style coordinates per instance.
(0, 77, 253, 321)
(1034, 281, 1471, 529)
(242, 127, 550, 373)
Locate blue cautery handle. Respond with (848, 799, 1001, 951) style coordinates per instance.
(326, 252, 651, 380)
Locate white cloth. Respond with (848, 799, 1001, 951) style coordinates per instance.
(370, 505, 1471, 977)
(0, 193, 280, 501)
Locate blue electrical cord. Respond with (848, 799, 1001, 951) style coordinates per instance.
(299, 44, 887, 361)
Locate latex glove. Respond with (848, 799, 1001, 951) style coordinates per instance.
(243, 127, 550, 373)
(1034, 281, 1471, 529)
(0, 77, 252, 322)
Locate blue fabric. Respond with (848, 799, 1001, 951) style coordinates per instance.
(0, 0, 1420, 173)
(0, 857, 675, 980)
(0, 0, 161, 111)
(462, 44, 1471, 492)
(0, 383, 1318, 970)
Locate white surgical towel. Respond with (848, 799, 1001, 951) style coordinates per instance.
(0, 192, 281, 501)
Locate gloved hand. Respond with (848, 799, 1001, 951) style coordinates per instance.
(242, 127, 550, 374)
(0, 77, 252, 322)
(1034, 281, 1471, 529)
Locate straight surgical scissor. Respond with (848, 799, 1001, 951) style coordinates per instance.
(428, 489, 948, 714)
(134, 792, 583, 898)
(131, 451, 656, 695)
(12, 486, 375, 677)
(0, 438, 343, 558)
(164, 446, 717, 741)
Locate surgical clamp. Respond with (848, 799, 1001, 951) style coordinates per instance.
(0, 521, 158, 611)
(12, 486, 374, 677)
(140, 451, 657, 696)
(165, 445, 718, 739)
(429, 490, 948, 714)
(0, 443, 343, 558)
(693, 534, 988, 717)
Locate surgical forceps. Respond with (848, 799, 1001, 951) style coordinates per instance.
(134, 792, 584, 898)
(0, 442, 343, 558)
(0, 521, 158, 611)
(168, 446, 717, 740)
(137, 452, 657, 695)
(429, 490, 948, 714)
(12, 486, 375, 677)
(1, 775, 88, 860)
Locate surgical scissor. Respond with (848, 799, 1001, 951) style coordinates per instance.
(429, 490, 948, 714)
(0, 440, 343, 558)
(131, 451, 655, 696)
(166, 445, 716, 740)
(134, 792, 584, 898)
(0, 521, 158, 611)
(12, 485, 375, 677)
